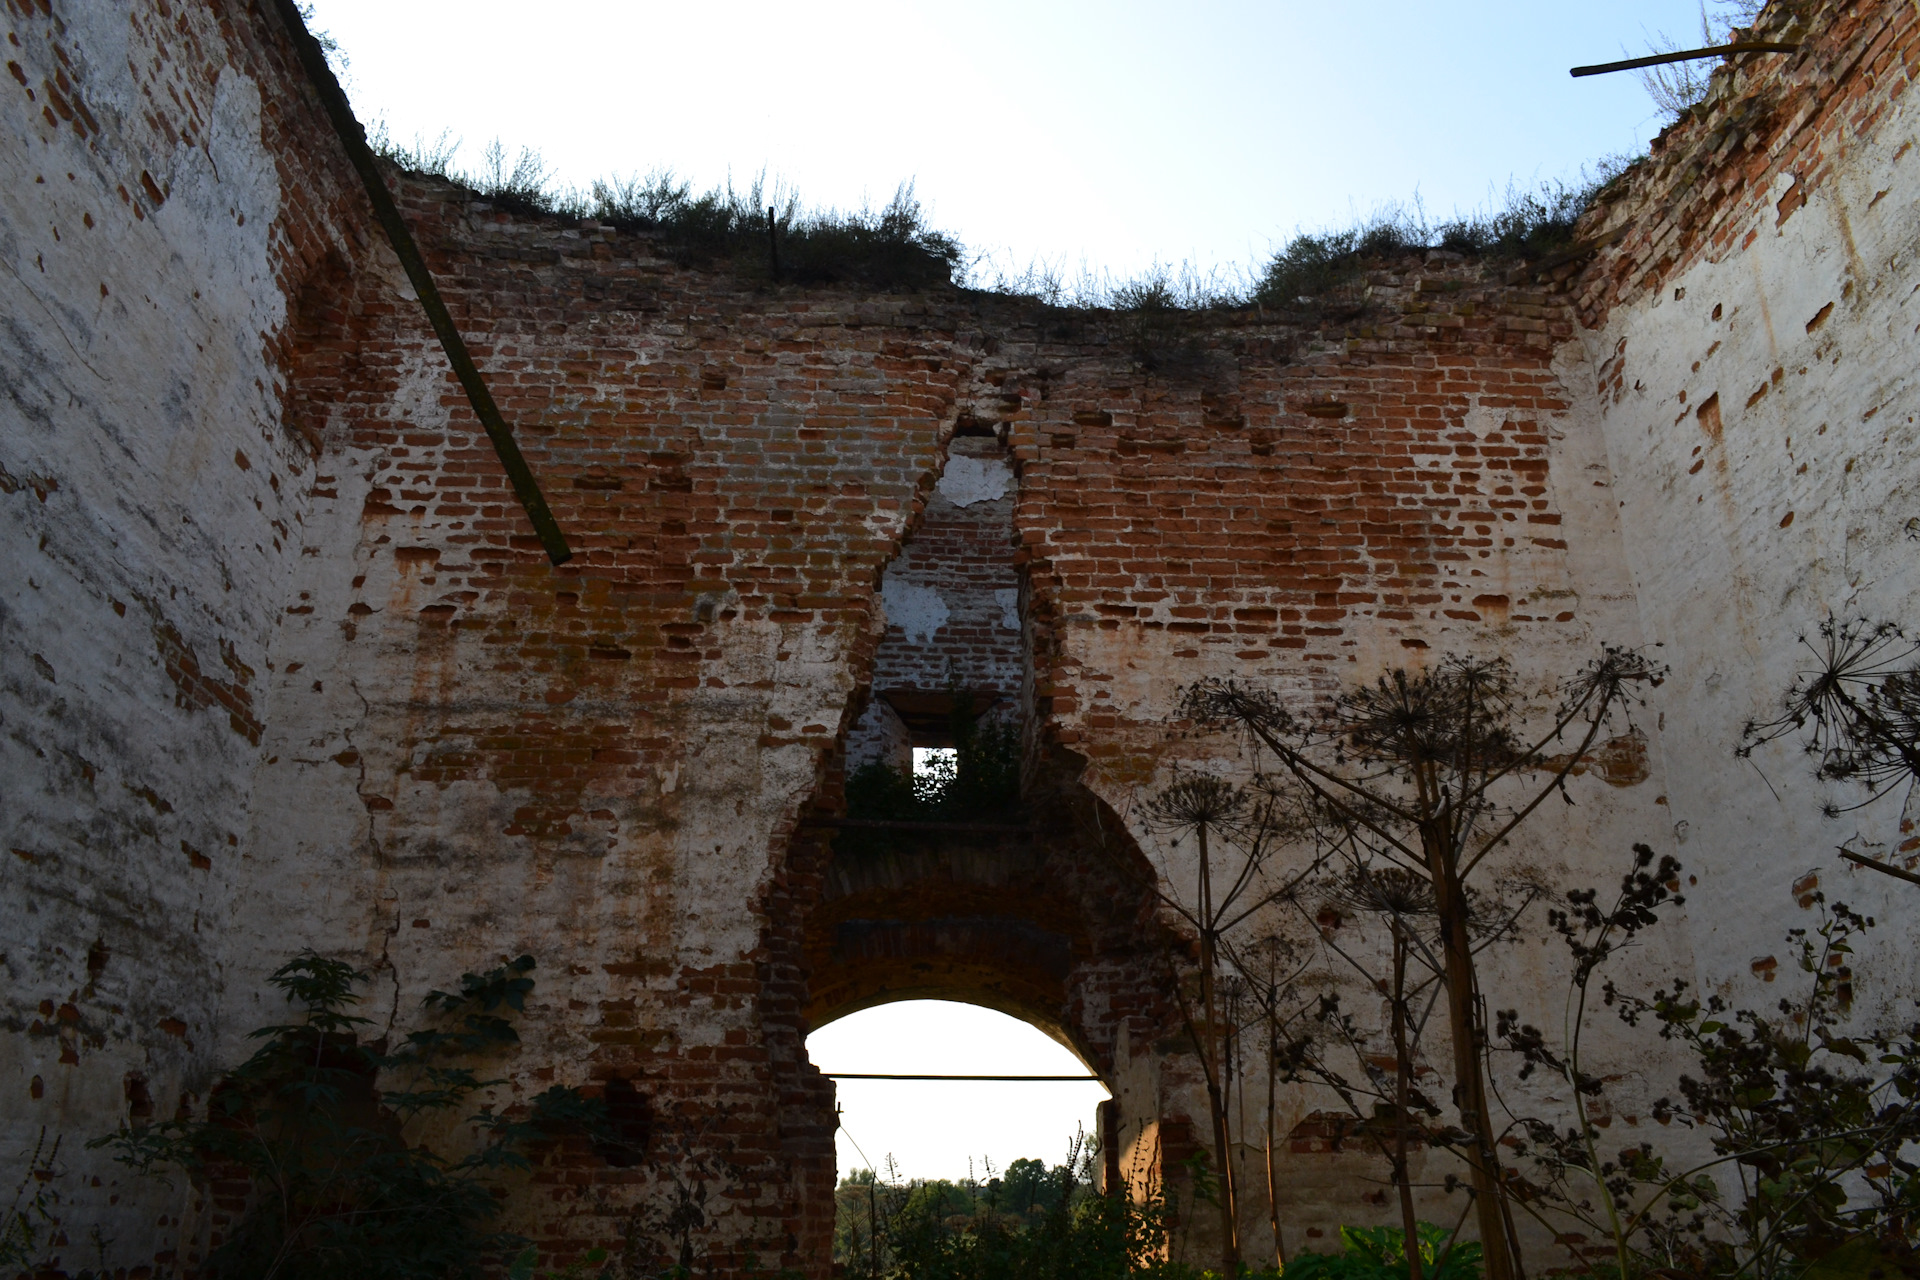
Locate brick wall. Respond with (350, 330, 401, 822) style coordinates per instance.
(7, 0, 1920, 1273)
(251, 166, 1686, 1265)
(0, 0, 368, 1270)
(844, 432, 1023, 770)
(1570, 0, 1920, 1011)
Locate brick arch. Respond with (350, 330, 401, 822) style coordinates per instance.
(805, 916, 1103, 1071)
(757, 770, 1189, 1270)
(798, 770, 1180, 1052)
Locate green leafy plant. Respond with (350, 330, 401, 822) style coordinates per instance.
(91, 952, 603, 1280)
(1496, 843, 1689, 1276)
(1622, 897, 1920, 1277)
(508, 1243, 612, 1280)
(1284, 1223, 1482, 1280)
(1503, 873, 1920, 1280)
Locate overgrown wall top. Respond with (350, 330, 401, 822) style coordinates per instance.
(239, 158, 1684, 1264)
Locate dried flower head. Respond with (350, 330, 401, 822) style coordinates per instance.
(1739, 617, 1920, 810)
(1143, 774, 1248, 834)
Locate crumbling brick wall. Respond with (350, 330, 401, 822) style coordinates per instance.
(843, 432, 1024, 770)
(5, 0, 1920, 1275)
(1569, 0, 1920, 1010)
(0, 0, 369, 1269)
(251, 167, 1682, 1266)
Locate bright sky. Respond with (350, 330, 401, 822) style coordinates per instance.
(306, 1, 1721, 285)
(301, 1, 1722, 1182)
(806, 1001, 1110, 1182)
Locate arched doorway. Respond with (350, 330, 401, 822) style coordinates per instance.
(807, 998, 1111, 1182)
(790, 763, 1190, 1232)
(779, 428, 1192, 1266)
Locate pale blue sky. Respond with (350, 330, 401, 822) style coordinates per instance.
(309, 1, 1719, 285)
(302, 0, 1725, 1180)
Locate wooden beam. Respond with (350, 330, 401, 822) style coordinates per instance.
(1572, 42, 1799, 78)
(802, 817, 1032, 834)
(272, 0, 573, 566)
(823, 1073, 1099, 1082)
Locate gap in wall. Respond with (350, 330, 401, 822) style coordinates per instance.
(843, 430, 1025, 780)
(807, 999, 1111, 1182)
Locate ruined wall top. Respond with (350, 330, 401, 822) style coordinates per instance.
(1574, 0, 1908, 325)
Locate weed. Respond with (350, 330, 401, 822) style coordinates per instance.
(1739, 615, 1920, 816)
(1284, 1223, 1483, 1280)
(366, 124, 1620, 313)
(1138, 773, 1320, 1270)
(591, 172, 958, 289)
(367, 121, 460, 179)
(1186, 647, 1664, 1280)
(508, 1243, 611, 1280)
(1251, 166, 1631, 313)
(1633, 1, 1771, 123)
(91, 952, 605, 1280)
(1, 1128, 60, 1270)
(367, 122, 962, 292)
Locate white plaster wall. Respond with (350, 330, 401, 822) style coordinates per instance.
(1581, 77, 1920, 1016)
(0, 2, 349, 1268)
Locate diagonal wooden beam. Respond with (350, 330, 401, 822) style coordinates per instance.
(272, 0, 573, 566)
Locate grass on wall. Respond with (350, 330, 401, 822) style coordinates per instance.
(368, 120, 1633, 312)
(369, 127, 960, 290)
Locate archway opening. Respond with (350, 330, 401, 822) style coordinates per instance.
(806, 998, 1111, 1182)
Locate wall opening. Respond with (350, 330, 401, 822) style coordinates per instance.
(844, 431, 1024, 793)
(910, 745, 956, 781)
(806, 999, 1110, 1182)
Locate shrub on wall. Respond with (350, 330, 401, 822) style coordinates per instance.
(92, 953, 602, 1280)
